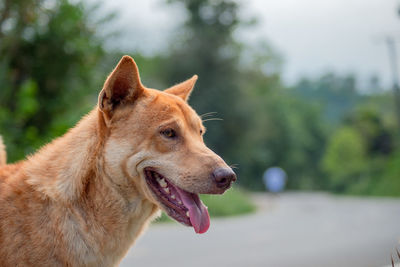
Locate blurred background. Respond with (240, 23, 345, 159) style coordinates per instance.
(1, 0, 400, 266)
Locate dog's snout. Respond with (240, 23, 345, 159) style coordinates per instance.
(212, 168, 237, 189)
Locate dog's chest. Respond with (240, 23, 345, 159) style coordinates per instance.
(64, 200, 159, 266)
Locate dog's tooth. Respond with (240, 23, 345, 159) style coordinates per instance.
(186, 211, 190, 217)
(171, 194, 176, 199)
(178, 200, 182, 205)
(159, 178, 167, 188)
(164, 187, 170, 194)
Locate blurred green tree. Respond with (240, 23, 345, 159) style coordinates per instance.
(163, 0, 246, 159)
(344, 106, 393, 155)
(322, 126, 367, 192)
(372, 152, 400, 196)
(0, 0, 107, 161)
(236, 54, 328, 190)
(294, 73, 362, 124)
(162, 0, 329, 190)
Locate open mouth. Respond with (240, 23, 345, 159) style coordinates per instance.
(144, 168, 210, 234)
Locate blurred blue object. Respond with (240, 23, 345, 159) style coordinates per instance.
(263, 167, 287, 193)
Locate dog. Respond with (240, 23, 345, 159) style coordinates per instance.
(0, 56, 236, 266)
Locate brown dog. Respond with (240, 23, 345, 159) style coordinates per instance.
(0, 56, 236, 266)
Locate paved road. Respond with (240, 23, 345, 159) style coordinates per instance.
(120, 193, 400, 267)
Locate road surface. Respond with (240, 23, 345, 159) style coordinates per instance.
(120, 192, 400, 267)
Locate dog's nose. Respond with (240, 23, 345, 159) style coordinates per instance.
(212, 168, 237, 189)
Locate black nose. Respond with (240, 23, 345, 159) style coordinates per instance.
(212, 168, 237, 189)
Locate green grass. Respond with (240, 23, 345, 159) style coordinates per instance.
(155, 187, 256, 223)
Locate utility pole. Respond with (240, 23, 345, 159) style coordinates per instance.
(385, 36, 400, 134)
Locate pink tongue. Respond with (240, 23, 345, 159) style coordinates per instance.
(176, 188, 210, 234)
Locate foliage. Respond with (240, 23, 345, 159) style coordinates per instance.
(371, 153, 400, 196)
(163, 0, 247, 161)
(343, 106, 393, 155)
(294, 73, 362, 124)
(293, 75, 399, 196)
(160, 0, 331, 191)
(0, 0, 106, 161)
(320, 102, 399, 196)
(322, 127, 367, 192)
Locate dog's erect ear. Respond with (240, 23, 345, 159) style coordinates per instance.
(165, 75, 198, 101)
(98, 55, 144, 118)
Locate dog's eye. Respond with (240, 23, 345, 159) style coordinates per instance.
(161, 129, 177, 139)
(200, 129, 203, 135)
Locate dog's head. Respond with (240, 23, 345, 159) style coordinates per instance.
(98, 56, 236, 234)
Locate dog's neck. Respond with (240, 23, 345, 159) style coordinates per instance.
(24, 109, 159, 264)
(25, 109, 101, 201)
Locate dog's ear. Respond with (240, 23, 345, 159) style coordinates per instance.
(165, 75, 198, 101)
(98, 55, 144, 118)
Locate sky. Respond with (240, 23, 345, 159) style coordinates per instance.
(99, 0, 400, 88)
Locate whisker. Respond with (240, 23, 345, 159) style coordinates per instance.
(230, 164, 239, 169)
(202, 118, 223, 122)
(200, 112, 218, 118)
(201, 115, 215, 120)
(201, 115, 218, 120)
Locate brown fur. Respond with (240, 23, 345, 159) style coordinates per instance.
(0, 56, 233, 266)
